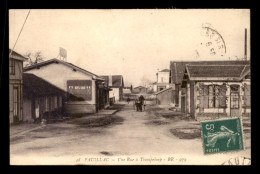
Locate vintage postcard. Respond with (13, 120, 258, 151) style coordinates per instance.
(9, 9, 251, 165)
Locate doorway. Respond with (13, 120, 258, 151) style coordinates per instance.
(35, 99, 40, 119)
(13, 87, 19, 123)
(230, 85, 240, 117)
(181, 96, 186, 113)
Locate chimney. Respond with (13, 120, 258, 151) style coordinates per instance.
(244, 28, 247, 60)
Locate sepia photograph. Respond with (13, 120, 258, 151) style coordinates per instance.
(9, 9, 251, 165)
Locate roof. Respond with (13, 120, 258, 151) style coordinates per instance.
(240, 65, 250, 79)
(24, 58, 103, 80)
(133, 86, 147, 89)
(23, 73, 67, 97)
(159, 69, 170, 72)
(186, 65, 250, 81)
(155, 87, 173, 95)
(170, 60, 250, 84)
(9, 49, 28, 61)
(100, 75, 124, 88)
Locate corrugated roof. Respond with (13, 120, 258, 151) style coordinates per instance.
(24, 58, 103, 80)
(170, 60, 250, 84)
(155, 87, 173, 95)
(23, 73, 67, 97)
(186, 65, 246, 78)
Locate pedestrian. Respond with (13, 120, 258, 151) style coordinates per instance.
(138, 95, 145, 112)
(135, 98, 140, 111)
(127, 97, 130, 104)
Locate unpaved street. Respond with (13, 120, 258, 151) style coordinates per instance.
(10, 102, 251, 165)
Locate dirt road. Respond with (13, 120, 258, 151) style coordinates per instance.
(10, 102, 251, 165)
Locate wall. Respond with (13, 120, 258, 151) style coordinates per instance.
(9, 59, 23, 124)
(109, 88, 120, 101)
(24, 63, 96, 105)
(156, 89, 175, 105)
(9, 59, 23, 80)
(157, 72, 169, 83)
(23, 98, 33, 122)
(65, 103, 96, 114)
(193, 81, 246, 119)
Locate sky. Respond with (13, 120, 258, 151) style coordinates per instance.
(9, 9, 250, 87)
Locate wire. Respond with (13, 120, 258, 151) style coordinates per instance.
(9, 9, 31, 58)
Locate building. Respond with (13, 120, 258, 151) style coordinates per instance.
(155, 69, 170, 92)
(180, 64, 250, 119)
(155, 87, 175, 105)
(24, 58, 109, 114)
(170, 60, 250, 109)
(132, 86, 147, 94)
(9, 49, 28, 124)
(100, 75, 124, 101)
(123, 86, 132, 94)
(23, 73, 67, 122)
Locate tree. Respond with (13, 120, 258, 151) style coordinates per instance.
(140, 75, 152, 87)
(24, 51, 45, 67)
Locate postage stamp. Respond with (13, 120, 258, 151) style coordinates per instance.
(201, 118, 244, 154)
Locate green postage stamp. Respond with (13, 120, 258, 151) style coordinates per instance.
(201, 118, 244, 154)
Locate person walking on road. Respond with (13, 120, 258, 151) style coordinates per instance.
(138, 95, 145, 112)
(127, 97, 130, 104)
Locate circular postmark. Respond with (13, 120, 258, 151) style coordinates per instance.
(195, 23, 226, 58)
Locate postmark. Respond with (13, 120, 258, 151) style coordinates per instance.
(222, 156, 251, 165)
(195, 23, 227, 58)
(201, 118, 244, 154)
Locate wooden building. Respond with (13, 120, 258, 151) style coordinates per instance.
(170, 60, 250, 110)
(23, 73, 67, 122)
(24, 58, 109, 115)
(181, 64, 250, 119)
(9, 49, 28, 124)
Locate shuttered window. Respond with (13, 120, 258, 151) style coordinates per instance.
(218, 84, 227, 108)
(199, 84, 227, 109)
(10, 59, 15, 75)
(199, 84, 209, 109)
(244, 84, 250, 108)
(208, 85, 214, 108)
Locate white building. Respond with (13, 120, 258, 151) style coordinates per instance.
(155, 69, 170, 92)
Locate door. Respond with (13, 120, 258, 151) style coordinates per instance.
(181, 96, 186, 113)
(35, 99, 40, 119)
(230, 85, 240, 117)
(13, 87, 19, 123)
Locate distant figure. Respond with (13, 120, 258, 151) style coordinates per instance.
(135, 99, 141, 111)
(127, 97, 130, 104)
(138, 95, 145, 112)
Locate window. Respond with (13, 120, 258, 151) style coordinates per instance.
(199, 84, 226, 109)
(54, 96, 57, 109)
(45, 97, 49, 112)
(161, 77, 163, 82)
(208, 85, 219, 108)
(59, 96, 62, 108)
(231, 93, 239, 109)
(13, 87, 18, 117)
(230, 85, 240, 109)
(10, 59, 15, 75)
(244, 84, 250, 108)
